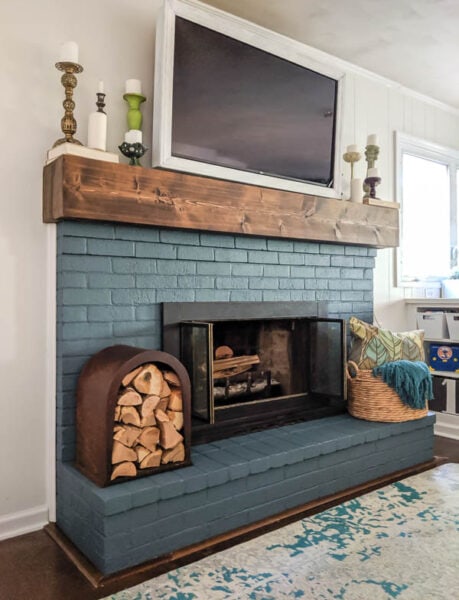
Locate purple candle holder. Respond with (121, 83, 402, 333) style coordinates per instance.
(364, 176, 381, 199)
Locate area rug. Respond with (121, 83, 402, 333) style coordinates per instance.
(104, 463, 459, 600)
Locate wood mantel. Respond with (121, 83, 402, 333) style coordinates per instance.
(43, 155, 399, 248)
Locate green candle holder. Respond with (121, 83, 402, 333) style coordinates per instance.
(123, 92, 146, 130)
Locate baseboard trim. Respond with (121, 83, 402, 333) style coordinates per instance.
(434, 412, 459, 440)
(0, 505, 49, 542)
(45, 458, 442, 593)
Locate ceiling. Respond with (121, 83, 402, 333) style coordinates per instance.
(202, 0, 459, 110)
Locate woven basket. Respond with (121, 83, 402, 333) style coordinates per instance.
(346, 360, 428, 422)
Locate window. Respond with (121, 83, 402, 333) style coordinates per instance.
(396, 133, 459, 284)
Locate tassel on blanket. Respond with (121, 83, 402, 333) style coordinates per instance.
(372, 360, 433, 409)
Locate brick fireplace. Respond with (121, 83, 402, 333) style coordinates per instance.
(45, 156, 434, 576)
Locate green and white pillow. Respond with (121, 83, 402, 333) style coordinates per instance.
(348, 316, 425, 370)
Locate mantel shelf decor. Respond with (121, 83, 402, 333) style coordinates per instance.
(42, 155, 399, 248)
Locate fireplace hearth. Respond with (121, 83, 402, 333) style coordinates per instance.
(163, 301, 346, 443)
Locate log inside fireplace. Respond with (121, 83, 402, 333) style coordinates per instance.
(163, 302, 347, 444)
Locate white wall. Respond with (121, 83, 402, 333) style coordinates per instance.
(1, 0, 458, 538)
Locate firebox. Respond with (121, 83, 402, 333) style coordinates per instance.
(163, 302, 347, 443)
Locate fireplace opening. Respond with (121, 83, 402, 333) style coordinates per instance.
(163, 302, 346, 443)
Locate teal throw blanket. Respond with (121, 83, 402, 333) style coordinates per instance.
(372, 360, 433, 409)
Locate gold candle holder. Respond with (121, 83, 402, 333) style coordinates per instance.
(343, 151, 361, 181)
(53, 61, 84, 147)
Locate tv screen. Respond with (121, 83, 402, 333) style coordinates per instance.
(153, 0, 344, 197)
(172, 17, 337, 187)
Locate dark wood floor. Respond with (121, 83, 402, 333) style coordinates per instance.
(1, 436, 458, 600)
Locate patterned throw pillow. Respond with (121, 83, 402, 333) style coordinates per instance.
(349, 316, 425, 370)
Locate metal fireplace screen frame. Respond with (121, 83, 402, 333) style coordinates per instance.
(180, 316, 346, 425)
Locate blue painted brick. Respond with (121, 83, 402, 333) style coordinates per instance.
(156, 471, 186, 500)
(280, 278, 305, 290)
(88, 306, 135, 322)
(60, 306, 88, 322)
(230, 290, 263, 301)
(352, 279, 373, 290)
(248, 250, 279, 264)
(316, 290, 340, 301)
(62, 237, 87, 254)
(279, 253, 305, 265)
(191, 454, 230, 487)
(114, 225, 160, 242)
(157, 490, 208, 519)
(355, 256, 375, 268)
(136, 274, 177, 288)
(341, 291, 364, 301)
(59, 273, 87, 288)
(215, 248, 247, 263)
(112, 289, 156, 305)
(294, 241, 319, 254)
(316, 267, 341, 279)
(331, 255, 354, 267)
(62, 289, 111, 306)
(304, 278, 328, 290)
(160, 230, 201, 245)
(263, 265, 290, 277)
(320, 243, 345, 255)
(304, 254, 331, 266)
(157, 289, 196, 303)
(136, 242, 177, 259)
(368, 248, 378, 256)
(353, 302, 373, 313)
(128, 478, 161, 508)
(364, 268, 374, 279)
(177, 246, 214, 261)
(157, 260, 196, 275)
(267, 239, 294, 252)
(88, 239, 135, 257)
(216, 277, 249, 289)
(196, 290, 231, 302)
(200, 233, 235, 248)
(231, 263, 263, 276)
(113, 320, 159, 337)
(61, 255, 111, 272)
(135, 305, 161, 320)
(60, 222, 115, 239)
(206, 478, 247, 503)
(235, 237, 267, 250)
(290, 266, 315, 278)
(249, 277, 279, 289)
(112, 257, 155, 274)
(345, 246, 369, 256)
(62, 322, 112, 340)
(328, 279, 352, 290)
(263, 290, 294, 301)
(197, 262, 231, 275)
(88, 273, 134, 289)
(178, 275, 215, 288)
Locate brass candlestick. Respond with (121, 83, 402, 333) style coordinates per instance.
(343, 150, 361, 181)
(53, 61, 83, 147)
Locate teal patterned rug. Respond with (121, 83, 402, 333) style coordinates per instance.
(104, 464, 459, 600)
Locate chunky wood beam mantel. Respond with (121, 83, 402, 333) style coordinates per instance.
(43, 155, 399, 248)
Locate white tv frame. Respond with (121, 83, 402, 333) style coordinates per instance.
(153, 0, 345, 198)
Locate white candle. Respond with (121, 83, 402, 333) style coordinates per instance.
(125, 79, 142, 95)
(87, 111, 107, 151)
(367, 167, 379, 178)
(98, 80, 104, 94)
(124, 129, 142, 144)
(350, 178, 363, 203)
(59, 41, 79, 63)
(367, 134, 378, 146)
(346, 144, 358, 153)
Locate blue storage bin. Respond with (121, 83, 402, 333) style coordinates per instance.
(429, 344, 459, 371)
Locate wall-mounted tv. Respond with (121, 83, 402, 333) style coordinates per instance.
(153, 0, 345, 198)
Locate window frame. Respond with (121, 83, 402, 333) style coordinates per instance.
(395, 131, 459, 287)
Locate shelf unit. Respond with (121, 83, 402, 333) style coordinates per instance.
(406, 299, 459, 439)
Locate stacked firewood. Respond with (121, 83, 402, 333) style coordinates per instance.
(111, 363, 185, 481)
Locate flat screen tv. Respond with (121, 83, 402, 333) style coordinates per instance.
(153, 0, 345, 198)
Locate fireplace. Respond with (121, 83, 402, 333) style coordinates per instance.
(163, 301, 346, 442)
